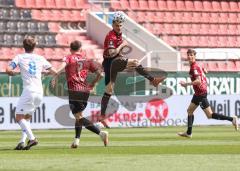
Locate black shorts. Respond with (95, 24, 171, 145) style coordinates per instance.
(102, 57, 128, 85)
(191, 93, 210, 109)
(68, 90, 90, 114)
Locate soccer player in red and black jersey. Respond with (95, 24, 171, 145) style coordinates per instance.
(52, 40, 108, 148)
(178, 49, 238, 138)
(100, 11, 165, 128)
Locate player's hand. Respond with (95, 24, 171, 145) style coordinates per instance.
(180, 81, 188, 87)
(122, 40, 128, 47)
(7, 70, 18, 76)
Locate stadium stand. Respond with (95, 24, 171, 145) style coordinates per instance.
(0, 0, 240, 72)
(0, 0, 103, 72)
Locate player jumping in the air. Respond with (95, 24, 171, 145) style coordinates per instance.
(178, 49, 238, 138)
(100, 11, 166, 128)
(52, 40, 108, 148)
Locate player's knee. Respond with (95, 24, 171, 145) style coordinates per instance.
(16, 114, 25, 122)
(75, 112, 83, 120)
(106, 83, 114, 94)
(187, 108, 193, 115)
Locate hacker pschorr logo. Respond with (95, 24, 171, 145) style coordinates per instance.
(145, 99, 168, 124)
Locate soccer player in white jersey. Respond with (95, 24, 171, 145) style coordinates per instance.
(6, 36, 57, 150)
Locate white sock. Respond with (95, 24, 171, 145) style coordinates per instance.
(19, 130, 27, 143)
(18, 119, 35, 140)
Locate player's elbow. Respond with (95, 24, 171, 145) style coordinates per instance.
(6, 66, 14, 76)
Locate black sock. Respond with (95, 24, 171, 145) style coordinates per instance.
(75, 119, 83, 138)
(81, 117, 100, 135)
(135, 65, 154, 81)
(212, 113, 233, 122)
(187, 115, 194, 135)
(101, 92, 111, 117)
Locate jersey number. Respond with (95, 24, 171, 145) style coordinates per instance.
(77, 61, 87, 81)
(28, 61, 36, 75)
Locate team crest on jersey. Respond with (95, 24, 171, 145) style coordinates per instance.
(109, 40, 114, 46)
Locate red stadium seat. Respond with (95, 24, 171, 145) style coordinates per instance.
(210, 13, 219, 23)
(110, 0, 122, 10)
(235, 61, 240, 69)
(157, 0, 167, 10)
(146, 11, 156, 22)
(44, 48, 54, 60)
(129, 0, 139, 10)
(25, 0, 36, 8)
(174, 12, 183, 22)
(226, 61, 237, 71)
(182, 12, 192, 23)
(34, 48, 45, 56)
(35, 0, 46, 8)
(202, 0, 212, 11)
(176, 0, 185, 10)
(48, 22, 60, 32)
(120, 0, 130, 9)
(164, 12, 175, 22)
(192, 12, 201, 23)
(201, 13, 211, 23)
(217, 61, 228, 71)
(200, 24, 210, 34)
(0, 61, 9, 72)
(15, 0, 25, 8)
(218, 24, 228, 35)
(207, 61, 218, 71)
(166, 0, 176, 10)
(219, 13, 228, 23)
(75, 0, 87, 9)
(220, 1, 231, 11)
(227, 36, 237, 47)
(55, 0, 66, 9)
(31, 10, 43, 20)
(156, 12, 165, 22)
(212, 1, 221, 11)
(65, 0, 76, 9)
(127, 11, 137, 21)
(228, 13, 238, 23)
(148, 0, 158, 10)
(217, 36, 228, 47)
(209, 24, 219, 35)
(185, 0, 195, 10)
(45, 0, 56, 9)
(136, 11, 146, 22)
(138, 0, 149, 10)
(229, 1, 239, 11)
(191, 24, 201, 35)
(228, 25, 237, 35)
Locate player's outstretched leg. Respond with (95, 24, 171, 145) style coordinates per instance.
(211, 113, 239, 131)
(232, 116, 239, 131)
(134, 64, 165, 87)
(81, 117, 109, 146)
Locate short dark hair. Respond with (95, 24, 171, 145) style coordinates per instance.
(70, 40, 82, 51)
(23, 36, 36, 52)
(187, 49, 196, 55)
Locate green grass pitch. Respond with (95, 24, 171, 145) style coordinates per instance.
(1, 126, 240, 171)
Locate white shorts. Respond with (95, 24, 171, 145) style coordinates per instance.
(16, 89, 43, 115)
